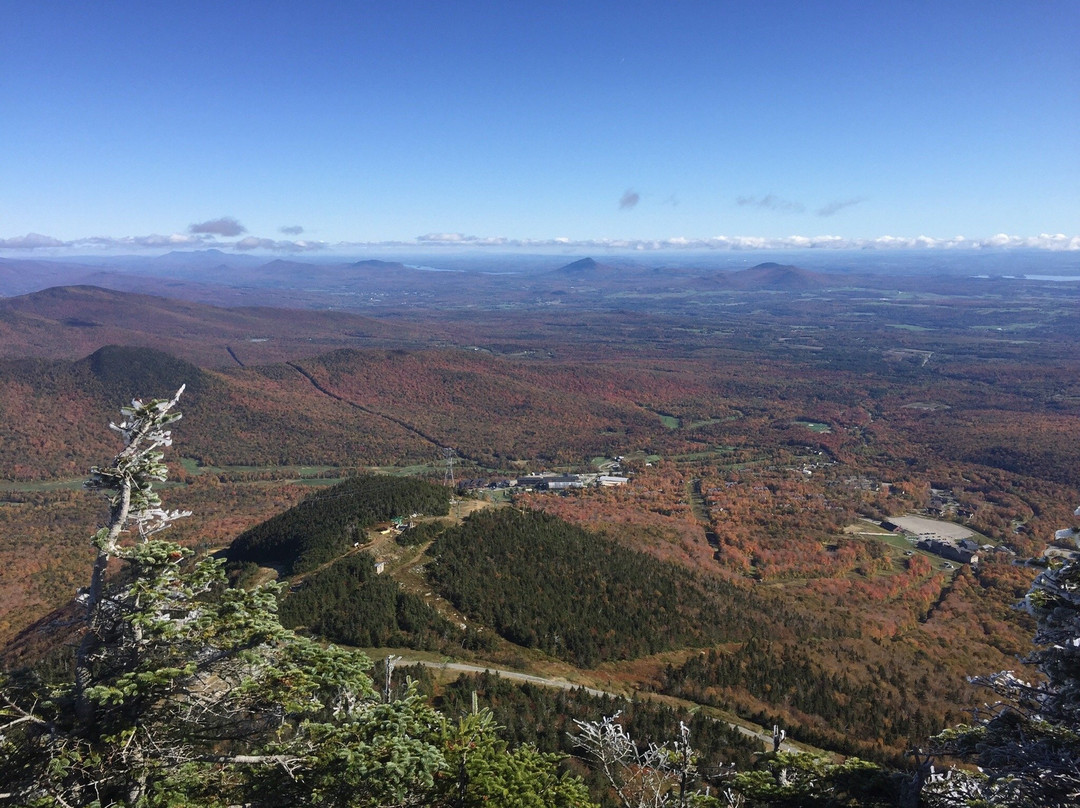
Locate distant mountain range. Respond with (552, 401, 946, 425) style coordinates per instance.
(3, 253, 1078, 314)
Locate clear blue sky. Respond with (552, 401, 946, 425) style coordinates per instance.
(2, 0, 1077, 254)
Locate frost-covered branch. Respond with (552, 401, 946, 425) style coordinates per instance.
(574, 713, 734, 808)
(75, 387, 189, 724)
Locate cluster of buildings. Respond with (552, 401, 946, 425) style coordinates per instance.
(926, 488, 974, 521)
(879, 517, 994, 566)
(461, 471, 630, 492)
(516, 472, 629, 490)
(915, 536, 982, 565)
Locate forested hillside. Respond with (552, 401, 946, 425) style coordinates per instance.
(279, 553, 458, 650)
(430, 670, 768, 790)
(661, 639, 948, 757)
(428, 508, 760, 666)
(0, 284, 434, 367)
(0, 345, 442, 479)
(521, 461, 1041, 759)
(224, 474, 450, 574)
(0, 392, 598, 807)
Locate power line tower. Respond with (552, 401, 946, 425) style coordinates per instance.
(441, 447, 456, 490)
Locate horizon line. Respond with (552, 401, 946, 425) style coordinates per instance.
(2, 231, 1079, 255)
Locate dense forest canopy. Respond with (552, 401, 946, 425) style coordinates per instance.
(278, 552, 460, 651)
(223, 475, 450, 575)
(428, 508, 760, 667)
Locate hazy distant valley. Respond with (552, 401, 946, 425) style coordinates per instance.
(3, 249, 1080, 768)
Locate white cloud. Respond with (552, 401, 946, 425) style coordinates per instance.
(0, 233, 67, 249)
(860, 233, 1080, 251)
(417, 232, 513, 246)
(0, 232, 210, 250)
(88, 233, 210, 248)
(418, 232, 470, 243)
(234, 237, 326, 252)
(344, 233, 1077, 252)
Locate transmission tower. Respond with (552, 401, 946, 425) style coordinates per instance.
(441, 447, 456, 489)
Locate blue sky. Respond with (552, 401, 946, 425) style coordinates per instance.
(1, 0, 1077, 254)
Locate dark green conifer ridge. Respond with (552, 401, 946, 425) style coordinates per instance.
(224, 474, 450, 575)
(428, 508, 761, 667)
(280, 553, 457, 649)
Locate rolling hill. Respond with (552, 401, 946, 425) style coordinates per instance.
(713, 262, 832, 291)
(0, 285, 437, 367)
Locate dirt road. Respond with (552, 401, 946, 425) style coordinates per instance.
(401, 658, 801, 752)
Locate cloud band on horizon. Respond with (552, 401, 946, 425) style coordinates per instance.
(2, 231, 1079, 253)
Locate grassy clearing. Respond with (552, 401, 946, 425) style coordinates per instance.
(860, 530, 918, 552)
(672, 450, 726, 462)
(663, 445, 743, 464)
(366, 463, 441, 477)
(616, 451, 663, 465)
(685, 417, 727, 429)
(638, 404, 680, 429)
(179, 457, 344, 477)
(3, 461, 367, 495)
(0, 478, 86, 493)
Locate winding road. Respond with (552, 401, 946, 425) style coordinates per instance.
(399, 657, 803, 752)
